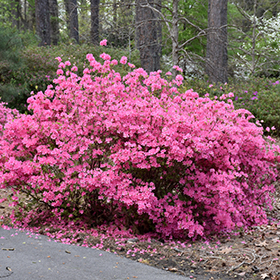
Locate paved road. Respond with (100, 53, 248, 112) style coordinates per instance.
(0, 227, 191, 280)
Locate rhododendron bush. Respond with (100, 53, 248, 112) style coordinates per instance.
(0, 102, 18, 136)
(0, 50, 279, 240)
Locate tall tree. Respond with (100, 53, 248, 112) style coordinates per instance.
(11, 0, 21, 29)
(49, 0, 59, 45)
(35, 0, 51, 46)
(23, 0, 28, 30)
(64, 0, 79, 43)
(64, 0, 70, 30)
(206, 0, 228, 83)
(90, 0, 100, 45)
(135, 0, 162, 73)
(69, 0, 79, 43)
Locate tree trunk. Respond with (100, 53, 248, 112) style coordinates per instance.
(35, 0, 51, 46)
(113, 0, 117, 24)
(23, 0, 27, 30)
(171, 0, 179, 76)
(49, 0, 59, 45)
(135, 0, 162, 73)
(64, 0, 70, 31)
(11, 0, 21, 29)
(69, 0, 79, 43)
(90, 0, 100, 45)
(206, 0, 228, 83)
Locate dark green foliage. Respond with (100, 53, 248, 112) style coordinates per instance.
(0, 25, 29, 112)
(0, 35, 141, 113)
(183, 77, 280, 137)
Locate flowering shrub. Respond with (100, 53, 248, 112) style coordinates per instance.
(234, 12, 280, 78)
(0, 101, 18, 136)
(0, 50, 279, 240)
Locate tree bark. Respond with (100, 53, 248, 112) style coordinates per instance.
(64, 0, 70, 31)
(35, 0, 51, 46)
(135, 0, 162, 73)
(69, 0, 79, 43)
(49, 0, 59, 45)
(90, 0, 100, 45)
(23, 0, 27, 30)
(11, 0, 21, 29)
(171, 0, 179, 76)
(206, 0, 228, 83)
(64, 0, 79, 43)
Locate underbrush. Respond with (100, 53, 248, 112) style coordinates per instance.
(184, 78, 280, 137)
(0, 25, 140, 113)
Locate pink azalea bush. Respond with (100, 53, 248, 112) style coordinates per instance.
(0, 51, 279, 240)
(0, 102, 18, 136)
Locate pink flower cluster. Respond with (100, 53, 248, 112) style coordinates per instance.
(0, 102, 18, 137)
(0, 52, 279, 239)
(100, 39, 107, 46)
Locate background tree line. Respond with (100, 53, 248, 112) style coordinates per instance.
(1, 0, 280, 83)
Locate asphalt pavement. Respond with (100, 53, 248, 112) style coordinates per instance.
(0, 227, 191, 280)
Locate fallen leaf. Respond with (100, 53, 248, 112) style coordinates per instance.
(261, 273, 269, 280)
(272, 238, 280, 243)
(252, 266, 260, 273)
(255, 241, 268, 247)
(65, 250, 71, 254)
(168, 267, 178, 272)
(220, 247, 232, 254)
(173, 247, 183, 253)
(137, 259, 150, 265)
(127, 238, 139, 243)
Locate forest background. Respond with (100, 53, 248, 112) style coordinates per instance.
(1, 0, 280, 134)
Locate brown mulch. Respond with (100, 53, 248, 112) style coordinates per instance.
(1, 138, 280, 280)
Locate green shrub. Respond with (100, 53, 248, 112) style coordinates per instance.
(0, 25, 29, 111)
(1, 42, 141, 113)
(182, 77, 280, 137)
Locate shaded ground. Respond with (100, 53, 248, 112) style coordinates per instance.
(1, 138, 280, 280)
(1, 183, 279, 280)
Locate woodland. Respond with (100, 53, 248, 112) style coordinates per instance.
(0, 1, 280, 279)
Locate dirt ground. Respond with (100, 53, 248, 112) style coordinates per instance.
(1, 137, 280, 280)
